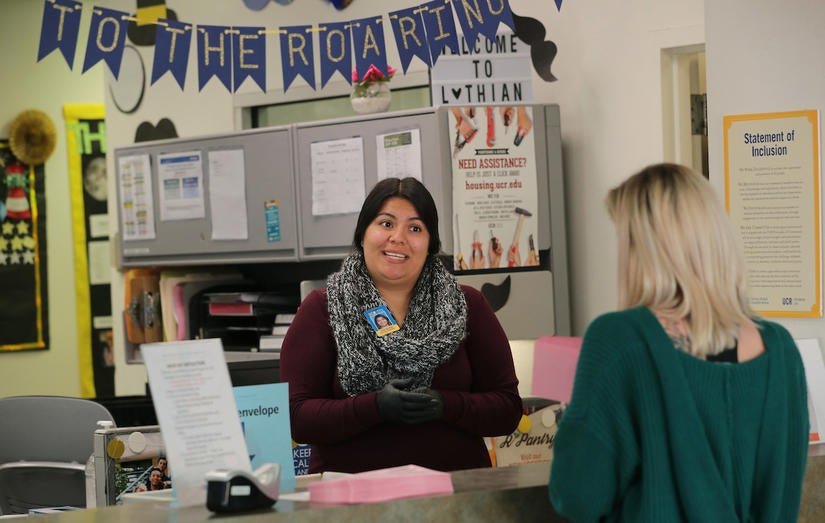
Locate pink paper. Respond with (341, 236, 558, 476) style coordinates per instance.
(531, 336, 583, 404)
(308, 464, 454, 504)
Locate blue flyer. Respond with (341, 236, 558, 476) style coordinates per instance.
(233, 382, 296, 491)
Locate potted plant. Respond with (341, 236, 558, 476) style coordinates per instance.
(350, 64, 396, 114)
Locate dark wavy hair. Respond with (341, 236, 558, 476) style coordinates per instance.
(352, 177, 441, 255)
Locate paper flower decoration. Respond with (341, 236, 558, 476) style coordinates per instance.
(9, 109, 57, 166)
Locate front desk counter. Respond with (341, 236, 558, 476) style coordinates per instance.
(25, 446, 825, 522)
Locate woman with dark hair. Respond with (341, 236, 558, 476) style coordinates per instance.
(373, 314, 391, 329)
(281, 177, 522, 473)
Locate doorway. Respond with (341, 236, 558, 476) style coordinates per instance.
(661, 45, 708, 177)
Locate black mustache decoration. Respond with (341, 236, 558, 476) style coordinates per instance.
(511, 11, 558, 82)
(481, 276, 512, 313)
(135, 118, 179, 143)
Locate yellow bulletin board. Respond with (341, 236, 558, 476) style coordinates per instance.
(723, 110, 821, 318)
(64, 104, 114, 398)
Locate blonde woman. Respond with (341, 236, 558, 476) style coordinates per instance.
(549, 163, 808, 521)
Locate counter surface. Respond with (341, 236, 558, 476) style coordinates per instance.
(20, 446, 825, 522)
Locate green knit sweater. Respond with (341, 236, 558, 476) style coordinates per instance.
(549, 307, 809, 522)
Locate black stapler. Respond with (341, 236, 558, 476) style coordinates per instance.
(205, 463, 281, 513)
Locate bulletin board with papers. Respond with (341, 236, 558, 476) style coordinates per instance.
(114, 126, 298, 267)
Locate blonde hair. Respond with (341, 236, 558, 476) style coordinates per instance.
(605, 163, 754, 357)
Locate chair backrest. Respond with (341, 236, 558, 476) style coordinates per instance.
(0, 462, 86, 514)
(0, 395, 115, 464)
(0, 396, 115, 514)
(531, 336, 583, 404)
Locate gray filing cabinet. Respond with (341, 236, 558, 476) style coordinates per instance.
(112, 105, 569, 336)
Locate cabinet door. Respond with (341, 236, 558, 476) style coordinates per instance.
(294, 109, 451, 260)
(116, 127, 299, 267)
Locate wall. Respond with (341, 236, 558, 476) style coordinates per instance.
(0, 0, 104, 396)
(514, 0, 705, 332)
(705, 0, 825, 343)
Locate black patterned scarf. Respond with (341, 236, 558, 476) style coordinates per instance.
(326, 251, 467, 396)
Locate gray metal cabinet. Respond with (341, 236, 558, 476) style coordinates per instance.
(114, 126, 298, 267)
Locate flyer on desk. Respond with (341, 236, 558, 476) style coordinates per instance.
(233, 382, 297, 492)
(141, 338, 252, 507)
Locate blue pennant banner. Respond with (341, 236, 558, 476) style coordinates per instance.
(497, 0, 516, 31)
(233, 27, 266, 92)
(280, 25, 316, 91)
(197, 25, 232, 92)
(452, 0, 514, 51)
(388, 6, 431, 72)
(555, 0, 564, 11)
(318, 22, 352, 88)
(350, 16, 388, 80)
(420, 0, 459, 67)
(82, 6, 129, 77)
(151, 19, 193, 89)
(36, 0, 522, 94)
(37, 0, 82, 68)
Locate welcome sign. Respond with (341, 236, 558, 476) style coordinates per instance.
(430, 29, 532, 106)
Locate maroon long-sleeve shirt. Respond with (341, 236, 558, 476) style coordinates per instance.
(280, 285, 522, 473)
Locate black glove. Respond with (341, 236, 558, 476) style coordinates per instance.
(412, 386, 444, 420)
(377, 379, 443, 424)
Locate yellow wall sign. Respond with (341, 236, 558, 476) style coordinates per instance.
(64, 103, 113, 397)
(723, 110, 821, 318)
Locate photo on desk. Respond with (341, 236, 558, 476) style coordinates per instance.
(97, 425, 170, 505)
(121, 456, 173, 494)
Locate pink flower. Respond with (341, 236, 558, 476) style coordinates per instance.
(363, 64, 381, 82)
(351, 64, 396, 85)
